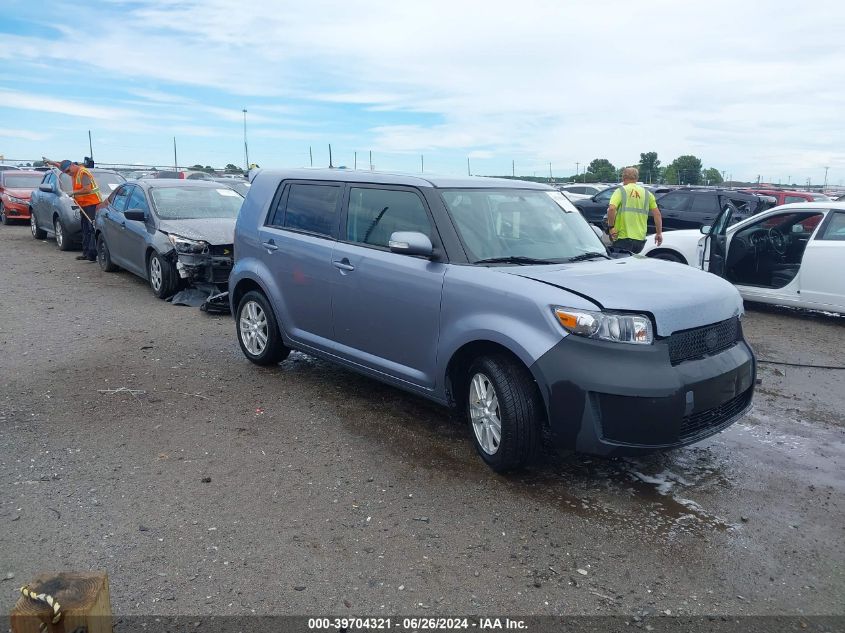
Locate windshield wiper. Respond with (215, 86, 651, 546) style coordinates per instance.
(567, 251, 610, 262)
(474, 256, 558, 265)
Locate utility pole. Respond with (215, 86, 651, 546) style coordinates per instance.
(354, 151, 357, 170)
(173, 137, 178, 172)
(467, 157, 471, 176)
(328, 144, 333, 168)
(242, 109, 249, 171)
(824, 166, 829, 189)
(549, 162, 553, 182)
(369, 150, 373, 171)
(88, 130, 94, 163)
(421, 154, 424, 173)
(575, 162, 579, 182)
(512, 160, 515, 178)
(309, 146, 313, 167)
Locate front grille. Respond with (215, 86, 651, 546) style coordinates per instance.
(679, 389, 752, 441)
(668, 317, 740, 365)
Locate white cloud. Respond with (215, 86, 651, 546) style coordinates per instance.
(2, 0, 844, 178)
(0, 128, 49, 142)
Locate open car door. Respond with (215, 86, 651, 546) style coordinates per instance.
(701, 202, 739, 276)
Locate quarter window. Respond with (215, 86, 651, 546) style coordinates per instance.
(690, 195, 720, 215)
(784, 195, 808, 204)
(346, 188, 431, 248)
(657, 193, 690, 211)
(283, 183, 340, 237)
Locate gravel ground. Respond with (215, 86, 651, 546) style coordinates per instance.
(0, 224, 843, 618)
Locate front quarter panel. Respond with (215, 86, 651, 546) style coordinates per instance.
(437, 265, 599, 399)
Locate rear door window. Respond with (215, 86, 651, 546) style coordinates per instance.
(690, 194, 720, 215)
(818, 212, 845, 241)
(345, 187, 432, 248)
(657, 192, 690, 211)
(282, 183, 341, 237)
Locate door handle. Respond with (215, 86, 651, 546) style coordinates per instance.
(333, 259, 355, 271)
(261, 239, 278, 252)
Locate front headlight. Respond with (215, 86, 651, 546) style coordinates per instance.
(554, 307, 653, 345)
(8, 196, 27, 204)
(167, 234, 209, 254)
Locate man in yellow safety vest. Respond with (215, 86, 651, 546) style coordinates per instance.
(44, 157, 103, 262)
(606, 166, 663, 254)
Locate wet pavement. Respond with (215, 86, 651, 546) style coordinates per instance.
(0, 225, 843, 618)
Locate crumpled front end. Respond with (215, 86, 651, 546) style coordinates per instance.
(173, 244, 234, 288)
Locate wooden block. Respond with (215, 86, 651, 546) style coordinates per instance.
(10, 571, 111, 633)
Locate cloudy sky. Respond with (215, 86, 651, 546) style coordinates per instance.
(1, 0, 843, 183)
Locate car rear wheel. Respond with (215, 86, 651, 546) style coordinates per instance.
(236, 290, 290, 365)
(0, 204, 10, 225)
(97, 234, 118, 272)
(466, 355, 542, 473)
(54, 216, 72, 251)
(30, 211, 46, 239)
(148, 252, 178, 299)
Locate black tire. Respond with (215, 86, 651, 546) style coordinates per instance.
(236, 290, 290, 366)
(465, 354, 542, 473)
(54, 216, 72, 251)
(650, 250, 684, 264)
(30, 211, 46, 239)
(0, 204, 11, 225)
(97, 234, 118, 272)
(147, 251, 179, 299)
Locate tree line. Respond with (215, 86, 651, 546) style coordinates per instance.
(576, 153, 723, 186)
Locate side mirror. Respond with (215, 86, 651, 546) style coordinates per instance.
(388, 231, 433, 257)
(38, 183, 53, 193)
(124, 209, 147, 222)
(700, 225, 712, 235)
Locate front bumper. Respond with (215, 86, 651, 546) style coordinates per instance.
(530, 331, 755, 456)
(3, 200, 30, 218)
(173, 245, 233, 287)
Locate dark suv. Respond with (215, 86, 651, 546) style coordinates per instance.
(655, 188, 776, 231)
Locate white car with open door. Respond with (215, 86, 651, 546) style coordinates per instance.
(641, 201, 845, 314)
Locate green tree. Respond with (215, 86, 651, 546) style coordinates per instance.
(638, 152, 661, 184)
(33, 160, 45, 167)
(587, 158, 617, 182)
(225, 163, 244, 174)
(702, 167, 723, 185)
(668, 155, 703, 185)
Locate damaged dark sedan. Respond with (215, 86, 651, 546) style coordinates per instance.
(93, 180, 243, 298)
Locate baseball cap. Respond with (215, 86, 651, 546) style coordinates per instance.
(59, 160, 73, 172)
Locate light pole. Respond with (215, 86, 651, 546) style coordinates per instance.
(242, 108, 249, 171)
(824, 166, 829, 190)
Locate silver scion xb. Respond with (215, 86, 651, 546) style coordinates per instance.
(229, 170, 755, 472)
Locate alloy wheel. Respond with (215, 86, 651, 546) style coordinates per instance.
(30, 214, 37, 237)
(469, 372, 502, 455)
(239, 300, 268, 356)
(149, 256, 162, 292)
(54, 219, 63, 249)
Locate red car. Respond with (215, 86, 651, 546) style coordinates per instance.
(743, 188, 816, 206)
(0, 170, 44, 224)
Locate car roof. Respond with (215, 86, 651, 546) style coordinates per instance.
(770, 200, 845, 211)
(136, 179, 233, 190)
(257, 168, 554, 190)
(1, 170, 42, 177)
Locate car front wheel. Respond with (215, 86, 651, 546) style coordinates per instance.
(236, 290, 290, 365)
(0, 204, 10, 225)
(148, 252, 178, 299)
(466, 355, 542, 473)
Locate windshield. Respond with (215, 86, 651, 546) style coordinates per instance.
(441, 189, 606, 263)
(150, 186, 244, 219)
(4, 173, 43, 189)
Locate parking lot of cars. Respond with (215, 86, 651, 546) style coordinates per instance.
(0, 221, 842, 617)
(0, 169, 843, 623)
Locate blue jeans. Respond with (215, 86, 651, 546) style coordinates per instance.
(81, 205, 97, 260)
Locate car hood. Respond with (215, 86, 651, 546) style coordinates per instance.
(158, 218, 235, 245)
(501, 256, 742, 336)
(4, 188, 34, 199)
